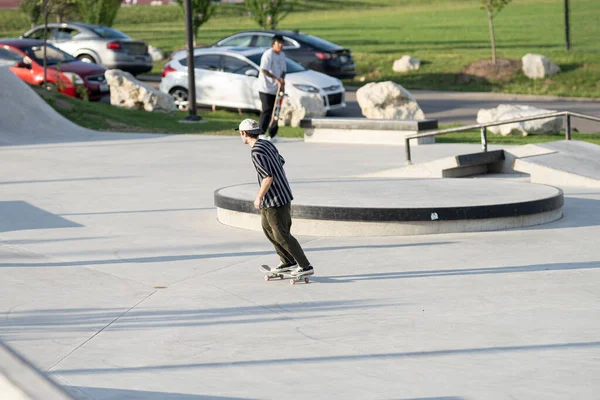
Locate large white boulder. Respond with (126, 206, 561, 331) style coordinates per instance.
(148, 45, 164, 62)
(278, 93, 326, 127)
(105, 69, 176, 113)
(393, 55, 421, 72)
(356, 81, 425, 120)
(477, 104, 563, 136)
(521, 53, 561, 79)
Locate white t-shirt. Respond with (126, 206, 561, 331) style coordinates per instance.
(258, 48, 287, 95)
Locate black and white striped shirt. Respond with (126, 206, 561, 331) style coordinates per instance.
(251, 139, 293, 208)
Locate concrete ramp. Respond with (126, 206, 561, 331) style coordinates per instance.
(512, 141, 600, 188)
(360, 140, 600, 188)
(0, 67, 156, 146)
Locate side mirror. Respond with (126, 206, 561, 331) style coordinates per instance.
(15, 61, 31, 69)
(245, 69, 259, 77)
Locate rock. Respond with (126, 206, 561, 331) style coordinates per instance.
(393, 55, 421, 72)
(148, 45, 164, 62)
(105, 69, 176, 113)
(356, 81, 425, 120)
(476, 104, 563, 136)
(521, 53, 560, 79)
(278, 92, 326, 127)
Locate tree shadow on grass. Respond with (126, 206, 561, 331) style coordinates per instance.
(558, 63, 583, 73)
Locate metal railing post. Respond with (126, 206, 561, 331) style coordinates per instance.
(405, 138, 412, 165)
(481, 126, 488, 152)
(566, 113, 572, 140)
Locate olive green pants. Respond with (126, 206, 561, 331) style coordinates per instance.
(261, 203, 310, 269)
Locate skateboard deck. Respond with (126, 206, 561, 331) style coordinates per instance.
(268, 84, 285, 131)
(260, 264, 312, 285)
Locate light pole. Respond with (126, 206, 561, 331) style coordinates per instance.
(184, 0, 201, 120)
(564, 0, 571, 51)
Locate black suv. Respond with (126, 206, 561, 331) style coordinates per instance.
(212, 30, 356, 79)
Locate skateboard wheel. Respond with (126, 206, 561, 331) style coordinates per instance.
(290, 279, 295, 285)
(264, 275, 270, 281)
(304, 278, 310, 284)
(279, 274, 284, 279)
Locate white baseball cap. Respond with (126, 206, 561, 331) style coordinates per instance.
(236, 118, 262, 134)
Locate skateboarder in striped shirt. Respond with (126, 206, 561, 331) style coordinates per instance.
(237, 118, 314, 277)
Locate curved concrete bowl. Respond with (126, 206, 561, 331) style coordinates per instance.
(214, 178, 563, 236)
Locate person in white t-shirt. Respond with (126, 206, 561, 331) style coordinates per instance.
(257, 34, 287, 142)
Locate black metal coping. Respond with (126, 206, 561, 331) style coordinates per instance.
(214, 189, 563, 223)
(299, 117, 439, 131)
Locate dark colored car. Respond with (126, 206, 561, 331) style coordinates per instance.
(212, 30, 357, 79)
(0, 39, 109, 101)
(21, 22, 153, 75)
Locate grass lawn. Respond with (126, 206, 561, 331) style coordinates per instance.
(436, 129, 600, 146)
(33, 86, 304, 137)
(34, 86, 600, 147)
(2, 0, 598, 97)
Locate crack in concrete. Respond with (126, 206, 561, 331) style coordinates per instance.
(45, 291, 157, 373)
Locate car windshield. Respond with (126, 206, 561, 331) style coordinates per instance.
(301, 35, 342, 51)
(246, 53, 305, 73)
(90, 26, 129, 39)
(22, 44, 76, 66)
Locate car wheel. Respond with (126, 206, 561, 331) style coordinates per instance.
(77, 54, 96, 64)
(169, 87, 189, 111)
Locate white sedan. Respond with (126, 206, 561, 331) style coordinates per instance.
(160, 47, 346, 112)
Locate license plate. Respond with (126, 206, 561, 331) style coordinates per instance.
(340, 56, 348, 63)
(135, 56, 146, 61)
(100, 83, 109, 92)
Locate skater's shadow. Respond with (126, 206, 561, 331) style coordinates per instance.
(308, 261, 600, 284)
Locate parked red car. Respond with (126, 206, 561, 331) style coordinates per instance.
(0, 39, 110, 101)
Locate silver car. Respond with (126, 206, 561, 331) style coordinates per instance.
(160, 47, 345, 112)
(21, 22, 153, 75)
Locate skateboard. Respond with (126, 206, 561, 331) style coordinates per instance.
(268, 83, 285, 131)
(260, 265, 312, 285)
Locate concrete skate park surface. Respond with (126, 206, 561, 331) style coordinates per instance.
(2, 68, 600, 399)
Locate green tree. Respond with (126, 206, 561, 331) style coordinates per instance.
(481, 0, 511, 64)
(245, 0, 296, 30)
(175, 0, 215, 47)
(20, 0, 42, 28)
(76, 0, 122, 26)
(54, 0, 79, 23)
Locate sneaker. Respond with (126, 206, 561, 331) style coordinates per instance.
(259, 134, 267, 140)
(269, 136, 280, 143)
(290, 265, 314, 277)
(271, 261, 297, 273)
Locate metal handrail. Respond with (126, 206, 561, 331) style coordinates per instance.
(404, 111, 600, 164)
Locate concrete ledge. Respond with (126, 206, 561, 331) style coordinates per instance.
(301, 117, 438, 146)
(214, 179, 564, 236)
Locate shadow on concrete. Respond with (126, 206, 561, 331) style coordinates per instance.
(315, 261, 600, 284)
(0, 300, 402, 335)
(51, 341, 600, 375)
(0, 176, 136, 185)
(0, 236, 111, 245)
(66, 386, 252, 400)
(60, 207, 216, 216)
(0, 242, 454, 267)
(528, 196, 600, 230)
(0, 201, 82, 233)
(68, 386, 463, 400)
